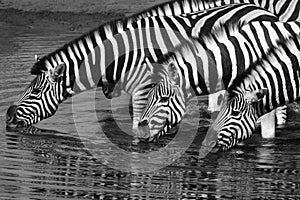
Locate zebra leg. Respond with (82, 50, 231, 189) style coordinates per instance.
(259, 109, 276, 138)
(275, 105, 287, 127)
(259, 105, 287, 138)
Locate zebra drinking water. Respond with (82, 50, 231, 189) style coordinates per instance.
(5, 4, 277, 131)
(100, 0, 300, 137)
(137, 21, 300, 143)
(206, 34, 300, 151)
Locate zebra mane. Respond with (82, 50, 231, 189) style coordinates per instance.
(153, 41, 198, 78)
(31, 0, 216, 75)
(30, 16, 140, 75)
(227, 34, 300, 100)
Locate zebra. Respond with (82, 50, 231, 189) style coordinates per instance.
(5, 3, 278, 130)
(102, 0, 300, 98)
(137, 20, 300, 143)
(100, 0, 300, 137)
(207, 33, 300, 150)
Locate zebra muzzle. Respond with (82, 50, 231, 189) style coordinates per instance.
(137, 120, 150, 139)
(138, 120, 148, 127)
(6, 105, 24, 128)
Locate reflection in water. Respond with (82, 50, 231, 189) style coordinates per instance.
(1, 116, 300, 199)
(0, 17, 300, 200)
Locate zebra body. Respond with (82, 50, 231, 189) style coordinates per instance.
(6, 3, 278, 128)
(136, 0, 300, 22)
(210, 34, 300, 150)
(138, 20, 300, 142)
(101, 0, 300, 97)
(102, 0, 300, 134)
(100, 4, 278, 131)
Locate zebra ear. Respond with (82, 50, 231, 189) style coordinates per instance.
(50, 63, 66, 81)
(245, 88, 268, 103)
(34, 55, 40, 62)
(167, 62, 179, 83)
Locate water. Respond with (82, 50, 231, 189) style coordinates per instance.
(0, 17, 300, 200)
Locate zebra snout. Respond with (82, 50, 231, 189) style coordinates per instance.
(6, 105, 19, 126)
(6, 105, 17, 121)
(137, 120, 150, 139)
(138, 120, 148, 127)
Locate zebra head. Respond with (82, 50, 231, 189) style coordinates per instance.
(6, 63, 70, 128)
(208, 88, 267, 151)
(138, 63, 186, 141)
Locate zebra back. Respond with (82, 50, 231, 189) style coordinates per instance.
(136, 0, 300, 22)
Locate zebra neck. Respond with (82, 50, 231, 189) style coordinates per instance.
(35, 19, 148, 95)
(67, 16, 192, 94)
(233, 34, 300, 116)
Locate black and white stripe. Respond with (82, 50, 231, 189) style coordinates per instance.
(7, 3, 278, 128)
(138, 77, 185, 141)
(138, 20, 300, 142)
(99, 4, 278, 130)
(137, 0, 300, 22)
(8, 66, 66, 126)
(212, 33, 300, 150)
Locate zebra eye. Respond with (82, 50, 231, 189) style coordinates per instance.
(231, 110, 240, 116)
(150, 83, 156, 88)
(160, 97, 169, 102)
(32, 88, 41, 95)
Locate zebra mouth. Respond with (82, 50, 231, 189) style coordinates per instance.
(137, 118, 180, 142)
(6, 116, 26, 129)
(6, 105, 26, 128)
(148, 119, 176, 142)
(148, 123, 179, 142)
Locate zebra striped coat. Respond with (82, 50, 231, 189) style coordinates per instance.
(6, 3, 278, 128)
(136, 0, 300, 22)
(100, 0, 300, 133)
(137, 21, 300, 142)
(209, 33, 300, 150)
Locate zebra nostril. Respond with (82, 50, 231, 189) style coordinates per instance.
(138, 120, 148, 127)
